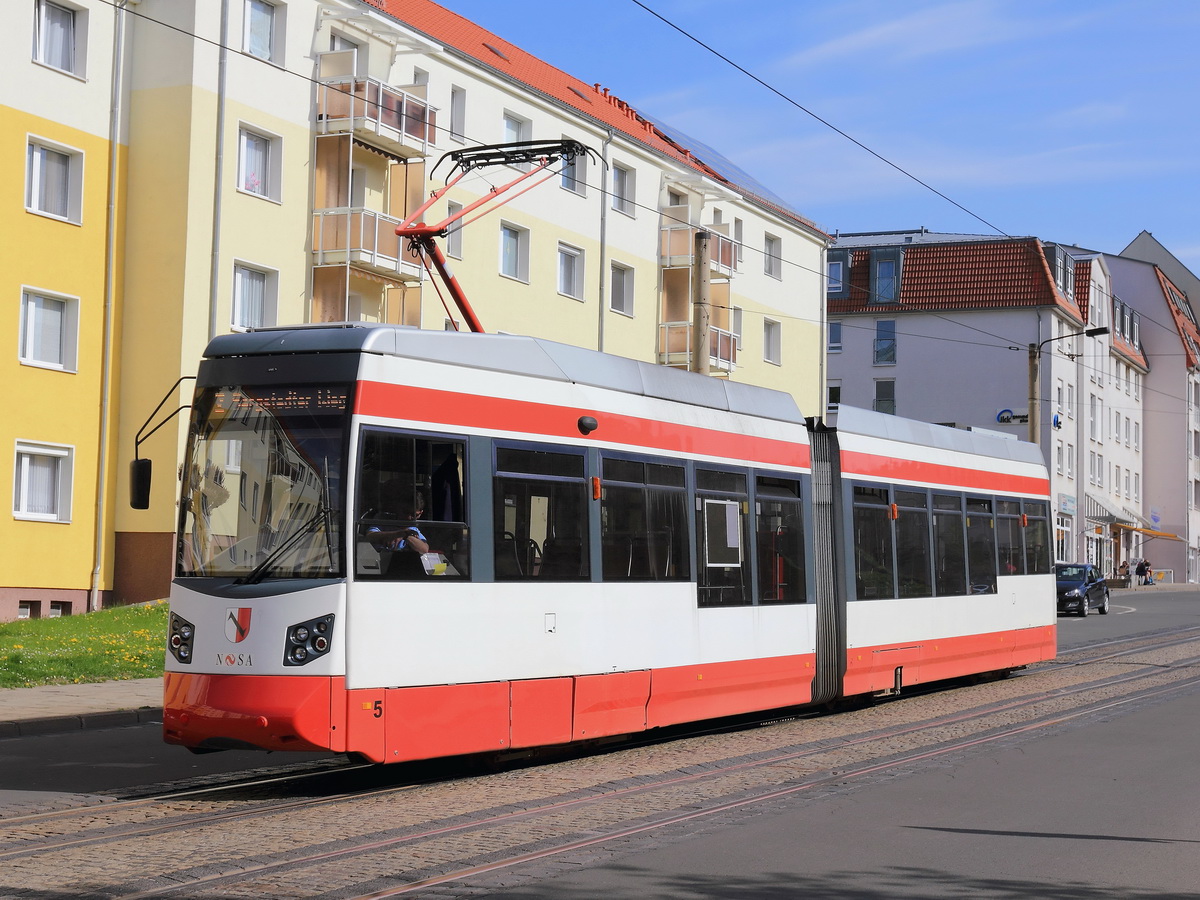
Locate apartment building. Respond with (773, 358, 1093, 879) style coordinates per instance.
(824, 230, 1150, 574)
(1106, 254, 1200, 582)
(3, 0, 829, 617)
(2, 0, 125, 620)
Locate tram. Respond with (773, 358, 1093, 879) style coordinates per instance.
(156, 324, 1055, 763)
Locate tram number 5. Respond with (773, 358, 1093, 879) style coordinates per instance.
(363, 699, 383, 718)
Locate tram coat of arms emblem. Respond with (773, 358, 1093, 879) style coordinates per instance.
(225, 607, 253, 643)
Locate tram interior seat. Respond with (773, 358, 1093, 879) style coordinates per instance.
(540, 538, 584, 578)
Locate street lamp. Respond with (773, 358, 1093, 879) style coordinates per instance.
(1028, 327, 1109, 443)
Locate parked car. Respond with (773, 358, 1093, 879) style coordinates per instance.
(1055, 563, 1110, 616)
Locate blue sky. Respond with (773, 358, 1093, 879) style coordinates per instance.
(437, 0, 1200, 272)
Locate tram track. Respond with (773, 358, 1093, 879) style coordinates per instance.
(2, 628, 1199, 898)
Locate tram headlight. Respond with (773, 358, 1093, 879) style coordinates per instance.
(168, 613, 195, 665)
(283, 614, 335, 667)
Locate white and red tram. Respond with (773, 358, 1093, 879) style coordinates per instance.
(161, 324, 1055, 763)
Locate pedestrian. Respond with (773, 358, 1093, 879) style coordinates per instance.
(1144, 561, 1153, 585)
(1134, 559, 1148, 585)
(1118, 560, 1130, 579)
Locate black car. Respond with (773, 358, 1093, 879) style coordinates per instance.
(1055, 563, 1110, 616)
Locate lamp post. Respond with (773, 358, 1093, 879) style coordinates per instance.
(1028, 326, 1109, 443)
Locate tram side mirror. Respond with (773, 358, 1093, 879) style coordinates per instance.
(130, 458, 153, 509)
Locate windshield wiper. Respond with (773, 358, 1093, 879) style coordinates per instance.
(235, 501, 336, 585)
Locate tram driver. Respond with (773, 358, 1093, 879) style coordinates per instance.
(365, 484, 430, 555)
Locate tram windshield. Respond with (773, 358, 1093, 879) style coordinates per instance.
(177, 384, 351, 579)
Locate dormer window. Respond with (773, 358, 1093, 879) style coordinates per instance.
(827, 248, 849, 298)
(869, 248, 901, 304)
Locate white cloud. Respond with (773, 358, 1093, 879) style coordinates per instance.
(781, 0, 1084, 69)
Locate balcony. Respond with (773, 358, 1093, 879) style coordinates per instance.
(658, 321, 737, 373)
(659, 225, 737, 279)
(312, 207, 423, 282)
(316, 76, 437, 160)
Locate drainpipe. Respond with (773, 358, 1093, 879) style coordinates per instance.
(90, 0, 129, 612)
(208, 0, 230, 340)
(596, 128, 613, 352)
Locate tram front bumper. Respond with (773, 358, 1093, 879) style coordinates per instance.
(162, 671, 333, 753)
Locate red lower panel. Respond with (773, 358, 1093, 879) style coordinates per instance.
(512, 677, 574, 748)
(383, 681, 510, 762)
(573, 670, 651, 740)
(162, 671, 332, 752)
(646, 655, 814, 729)
(843, 625, 1056, 697)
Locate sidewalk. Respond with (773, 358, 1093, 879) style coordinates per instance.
(0, 678, 162, 739)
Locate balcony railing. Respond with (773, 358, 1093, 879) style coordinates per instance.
(316, 76, 437, 159)
(659, 225, 737, 278)
(311, 207, 423, 281)
(657, 321, 737, 372)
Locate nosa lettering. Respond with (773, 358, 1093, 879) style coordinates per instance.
(217, 653, 254, 667)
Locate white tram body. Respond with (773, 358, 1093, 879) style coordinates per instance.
(163, 325, 1054, 762)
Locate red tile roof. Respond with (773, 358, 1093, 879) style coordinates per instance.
(378, 0, 824, 234)
(831, 238, 1085, 319)
(1157, 268, 1200, 369)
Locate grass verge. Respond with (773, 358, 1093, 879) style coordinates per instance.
(0, 601, 168, 688)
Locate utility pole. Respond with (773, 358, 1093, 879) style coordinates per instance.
(691, 230, 711, 375)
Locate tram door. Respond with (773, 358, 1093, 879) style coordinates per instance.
(807, 420, 848, 705)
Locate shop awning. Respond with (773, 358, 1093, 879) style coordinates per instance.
(1111, 523, 1185, 542)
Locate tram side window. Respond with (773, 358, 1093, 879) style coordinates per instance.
(494, 446, 589, 581)
(696, 468, 750, 607)
(1023, 500, 1052, 574)
(966, 497, 997, 594)
(933, 493, 967, 596)
(356, 430, 468, 580)
(757, 476, 806, 604)
(600, 456, 689, 581)
(895, 489, 932, 598)
(996, 500, 1024, 575)
(852, 484, 895, 599)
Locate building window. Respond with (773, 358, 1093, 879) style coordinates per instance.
(827, 258, 844, 293)
(13, 441, 73, 522)
(237, 127, 280, 201)
(874, 319, 896, 365)
(828, 321, 842, 353)
(869, 249, 902, 303)
(1055, 440, 1064, 475)
(503, 112, 531, 170)
(612, 163, 635, 215)
(610, 262, 634, 315)
(1066, 443, 1074, 479)
(445, 200, 463, 259)
(764, 234, 782, 279)
(557, 243, 584, 300)
(827, 383, 841, 415)
(731, 306, 743, 350)
(33, 0, 85, 76)
(560, 139, 586, 195)
(232, 264, 276, 329)
(243, 0, 280, 63)
(499, 222, 529, 282)
(763, 319, 782, 365)
(26, 138, 83, 223)
(19, 289, 78, 372)
(873, 380, 896, 415)
(449, 86, 466, 142)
